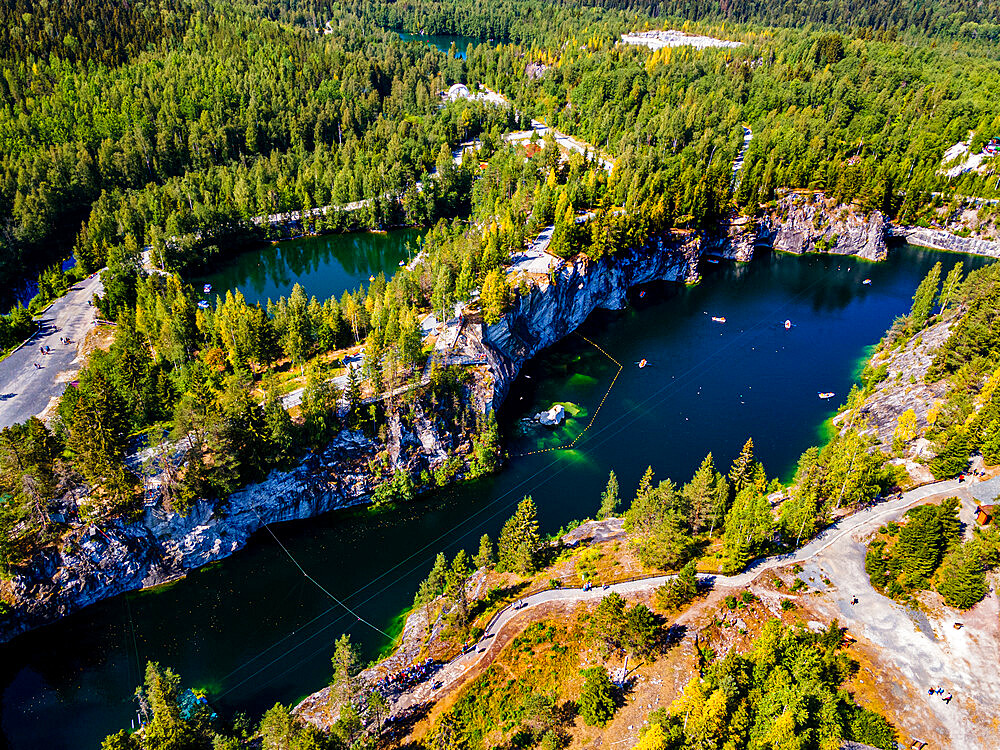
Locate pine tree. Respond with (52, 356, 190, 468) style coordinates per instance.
(936, 544, 987, 609)
(624, 475, 678, 534)
(446, 550, 472, 629)
(578, 667, 617, 727)
(929, 429, 969, 479)
(474, 533, 494, 570)
(683, 453, 728, 532)
(497, 496, 541, 574)
(655, 560, 699, 611)
(896, 505, 944, 584)
(414, 552, 449, 606)
(909, 261, 941, 332)
(330, 634, 361, 708)
(597, 470, 620, 520)
(721, 487, 773, 573)
(937, 260, 964, 314)
(938, 497, 962, 546)
(728, 438, 765, 496)
(636, 466, 655, 500)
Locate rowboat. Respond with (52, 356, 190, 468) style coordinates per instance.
(818, 392, 835, 399)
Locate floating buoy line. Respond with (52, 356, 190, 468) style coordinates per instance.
(515, 333, 623, 457)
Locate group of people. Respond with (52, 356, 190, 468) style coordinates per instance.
(927, 687, 953, 704)
(375, 657, 437, 694)
(958, 470, 986, 483)
(33, 336, 72, 369)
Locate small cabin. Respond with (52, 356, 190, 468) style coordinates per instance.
(975, 504, 994, 526)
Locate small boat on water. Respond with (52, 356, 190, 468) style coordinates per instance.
(711, 316, 726, 323)
(784, 319, 792, 330)
(863, 279, 872, 285)
(706, 257, 720, 264)
(818, 392, 835, 399)
(638, 359, 648, 368)
(203, 283, 212, 294)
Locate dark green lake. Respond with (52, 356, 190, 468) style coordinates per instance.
(197, 230, 422, 307)
(1, 244, 990, 749)
(397, 32, 483, 59)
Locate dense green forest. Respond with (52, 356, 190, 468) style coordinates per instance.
(8, 0, 1000, 592)
(6, 0, 1000, 311)
(4, 2, 1000, 748)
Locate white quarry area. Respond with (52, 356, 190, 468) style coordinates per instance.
(621, 29, 743, 50)
(941, 139, 983, 178)
(536, 404, 566, 426)
(940, 131, 997, 178)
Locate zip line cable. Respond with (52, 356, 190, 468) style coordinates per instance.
(216, 602, 339, 685)
(218, 303, 788, 698)
(218, 271, 830, 696)
(216, 269, 834, 696)
(252, 509, 393, 640)
(125, 593, 142, 686)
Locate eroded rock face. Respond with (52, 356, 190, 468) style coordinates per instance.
(704, 216, 760, 262)
(770, 194, 888, 261)
(0, 416, 465, 642)
(840, 319, 954, 454)
(892, 226, 1000, 258)
(485, 234, 701, 408)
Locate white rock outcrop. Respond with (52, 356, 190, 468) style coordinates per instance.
(537, 404, 566, 426)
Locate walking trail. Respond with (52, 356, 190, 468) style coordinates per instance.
(367, 475, 999, 746)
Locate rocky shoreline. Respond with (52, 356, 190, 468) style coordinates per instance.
(889, 225, 1000, 258)
(0, 194, 992, 643)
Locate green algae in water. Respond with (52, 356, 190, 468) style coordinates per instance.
(557, 402, 585, 418)
(566, 373, 599, 388)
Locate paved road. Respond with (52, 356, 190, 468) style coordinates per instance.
(0, 273, 104, 428)
(732, 125, 752, 178)
(391, 475, 978, 715)
(527, 119, 615, 172)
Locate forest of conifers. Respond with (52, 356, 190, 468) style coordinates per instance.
(4, 0, 1000, 576)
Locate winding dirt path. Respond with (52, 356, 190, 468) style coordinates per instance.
(378, 474, 997, 742)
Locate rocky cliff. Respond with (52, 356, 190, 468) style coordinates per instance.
(891, 225, 1000, 259)
(707, 193, 890, 262)
(1, 415, 457, 642)
(0, 239, 701, 643)
(769, 194, 888, 261)
(484, 232, 701, 408)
